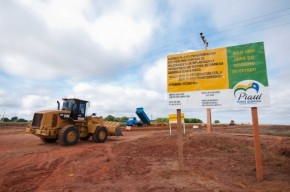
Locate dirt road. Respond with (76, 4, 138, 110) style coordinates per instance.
(0, 125, 289, 191)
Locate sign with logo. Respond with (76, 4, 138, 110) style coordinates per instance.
(167, 42, 269, 109)
(169, 113, 185, 123)
(232, 80, 268, 106)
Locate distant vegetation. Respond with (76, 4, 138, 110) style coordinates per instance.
(1, 116, 28, 122)
(156, 117, 203, 123)
(104, 115, 129, 123)
(1, 115, 204, 124)
(104, 115, 203, 124)
(184, 118, 203, 123)
(214, 120, 220, 123)
(156, 118, 168, 123)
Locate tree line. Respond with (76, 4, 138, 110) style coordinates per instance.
(1, 115, 206, 124)
(104, 115, 203, 123)
(104, 115, 129, 122)
(156, 117, 203, 123)
(1, 116, 28, 122)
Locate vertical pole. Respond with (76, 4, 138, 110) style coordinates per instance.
(169, 123, 172, 135)
(251, 107, 263, 181)
(207, 108, 212, 133)
(200, 32, 212, 133)
(177, 109, 184, 171)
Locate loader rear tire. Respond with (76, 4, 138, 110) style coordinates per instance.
(92, 127, 108, 143)
(58, 125, 80, 146)
(41, 138, 57, 143)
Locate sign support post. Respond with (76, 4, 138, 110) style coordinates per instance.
(177, 109, 185, 171)
(251, 107, 263, 181)
(200, 32, 212, 133)
(207, 108, 212, 133)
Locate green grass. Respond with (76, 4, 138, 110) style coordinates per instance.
(263, 150, 289, 169)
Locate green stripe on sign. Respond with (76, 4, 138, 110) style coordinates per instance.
(227, 42, 268, 88)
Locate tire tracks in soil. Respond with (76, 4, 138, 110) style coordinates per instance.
(0, 150, 65, 192)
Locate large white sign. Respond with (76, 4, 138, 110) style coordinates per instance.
(167, 42, 270, 109)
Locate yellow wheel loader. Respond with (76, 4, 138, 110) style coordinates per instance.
(26, 98, 122, 146)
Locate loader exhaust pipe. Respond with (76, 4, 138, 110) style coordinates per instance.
(57, 101, 60, 110)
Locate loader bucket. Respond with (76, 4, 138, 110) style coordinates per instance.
(104, 121, 123, 136)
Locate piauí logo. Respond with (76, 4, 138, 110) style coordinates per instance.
(234, 81, 262, 104)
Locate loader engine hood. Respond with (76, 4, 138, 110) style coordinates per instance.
(31, 110, 71, 128)
(35, 110, 72, 119)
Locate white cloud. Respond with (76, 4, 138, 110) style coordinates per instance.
(19, 0, 157, 55)
(269, 77, 290, 108)
(20, 0, 89, 29)
(0, 89, 19, 108)
(143, 58, 167, 91)
(87, 13, 153, 54)
(0, 54, 57, 80)
(0, 0, 160, 81)
(22, 95, 53, 109)
(263, 26, 290, 70)
(85, 0, 158, 54)
(70, 82, 162, 116)
(167, 0, 204, 26)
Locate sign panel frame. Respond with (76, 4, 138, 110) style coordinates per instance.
(167, 42, 269, 109)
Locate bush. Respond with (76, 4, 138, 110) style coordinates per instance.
(214, 120, 220, 124)
(156, 118, 169, 123)
(1, 117, 10, 122)
(104, 115, 115, 121)
(17, 118, 28, 122)
(104, 115, 129, 123)
(184, 118, 203, 123)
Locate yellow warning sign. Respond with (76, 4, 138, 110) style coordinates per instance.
(169, 113, 185, 123)
(167, 48, 228, 92)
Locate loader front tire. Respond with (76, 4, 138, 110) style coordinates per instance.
(92, 127, 108, 143)
(58, 125, 80, 146)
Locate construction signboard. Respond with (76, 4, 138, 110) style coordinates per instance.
(168, 113, 185, 123)
(167, 42, 269, 109)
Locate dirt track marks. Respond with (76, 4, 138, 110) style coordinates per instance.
(0, 153, 64, 192)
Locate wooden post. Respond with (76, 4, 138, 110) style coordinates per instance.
(251, 107, 263, 181)
(177, 109, 184, 171)
(202, 34, 212, 134)
(207, 108, 212, 133)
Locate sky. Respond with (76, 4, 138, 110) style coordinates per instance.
(1, 0, 290, 124)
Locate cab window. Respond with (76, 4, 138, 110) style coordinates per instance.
(62, 100, 75, 111)
(79, 102, 86, 116)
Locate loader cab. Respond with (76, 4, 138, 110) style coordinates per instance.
(61, 98, 88, 120)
